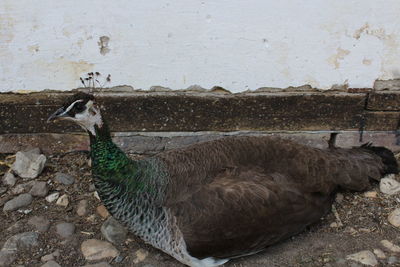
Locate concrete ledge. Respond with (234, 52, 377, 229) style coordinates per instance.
(1, 131, 398, 155)
(0, 90, 381, 133)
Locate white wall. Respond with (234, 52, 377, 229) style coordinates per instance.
(1, 0, 400, 93)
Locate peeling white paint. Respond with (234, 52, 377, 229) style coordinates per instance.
(1, 0, 400, 92)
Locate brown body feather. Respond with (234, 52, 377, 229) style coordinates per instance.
(155, 136, 391, 259)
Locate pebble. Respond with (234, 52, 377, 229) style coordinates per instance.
(55, 194, 69, 207)
(380, 177, 400, 195)
(0, 232, 39, 266)
(40, 261, 61, 267)
(3, 193, 33, 211)
(373, 248, 386, 259)
(46, 192, 60, 203)
(133, 249, 149, 264)
(54, 172, 75, 185)
(0, 187, 7, 195)
(335, 193, 344, 203)
(81, 239, 119, 261)
(77, 199, 88, 216)
(41, 253, 55, 262)
(56, 222, 75, 239)
(388, 256, 398, 265)
(28, 216, 50, 232)
(12, 151, 46, 179)
(346, 250, 377, 266)
(11, 181, 34, 195)
(2, 172, 16, 187)
(101, 217, 128, 244)
(381, 240, 400, 253)
(96, 205, 110, 218)
(364, 191, 378, 198)
(82, 262, 112, 267)
(29, 181, 49, 197)
(388, 208, 400, 227)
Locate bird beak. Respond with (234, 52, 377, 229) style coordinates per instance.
(47, 107, 67, 123)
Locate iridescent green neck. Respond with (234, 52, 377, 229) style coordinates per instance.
(89, 124, 146, 192)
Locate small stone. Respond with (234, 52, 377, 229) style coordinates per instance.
(56, 222, 75, 238)
(45, 192, 59, 203)
(346, 250, 378, 266)
(388, 208, 400, 227)
(381, 240, 400, 253)
(52, 250, 60, 258)
(55, 194, 69, 207)
(364, 191, 378, 198)
(3, 193, 33, 211)
(133, 249, 149, 264)
(373, 248, 386, 259)
(2, 232, 39, 252)
(81, 239, 119, 261)
(101, 217, 128, 244)
(40, 261, 61, 267)
(330, 222, 338, 228)
(28, 216, 50, 232)
(0, 187, 7, 195)
(0, 251, 16, 266)
(54, 172, 75, 185)
(93, 191, 100, 200)
(88, 184, 96, 191)
(11, 181, 34, 195)
(77, 199, 88, 216)
(380, 177, 400, 195)
(2, 172, 16, 187)
(12, 151, 46, 179)
(41, 253, 55, 262)
(96, 205, 110, 218)
(29, 181, 48, 197)
(82, 262, 112, 267)
(335, 193, 344, 203)
(388, 256, 398, 265)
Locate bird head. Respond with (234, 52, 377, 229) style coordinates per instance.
(47, 92, 103, 135)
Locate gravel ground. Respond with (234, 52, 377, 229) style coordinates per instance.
(1, 151, 400, 267)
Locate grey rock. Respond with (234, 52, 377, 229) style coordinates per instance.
(346, 250, 378, 266)
(12, 151, 46, 179)
(41, 253, 54, 262)
(45, 192, 59, 203)
(2, 232, 39, 255)
(26, 148, 41, 154)
(29, 181, 48, 197)
(82, 262, 112, 267)
(0, 187, 6, 195)
(76, 199, 88, 216)
(54, 172, 75, 185)
(81, 239, 119, 261)
(28, 216, 50, 232)
(101, 217, 128, 244)
(3, 193, 33, 211)
(0, 250, 16, 267)
(11, 181, 34, 195)
(388, 208, 400, 227)
(2, 172, 16, 187)
(388, 256, 398, 265)
(380, 176, 400, 195)
(56, 222, 75, 238)
(40, 261, 61, 267)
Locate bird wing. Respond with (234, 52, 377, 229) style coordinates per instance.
(168, 169, 332, 259)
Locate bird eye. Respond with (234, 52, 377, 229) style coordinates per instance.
(74, 102, 86, 112)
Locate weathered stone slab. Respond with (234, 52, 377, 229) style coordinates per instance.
(367, 92, 400, 111)
(0, 92, 368, 133)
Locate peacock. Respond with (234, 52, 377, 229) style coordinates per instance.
(48, 92, 398, 267)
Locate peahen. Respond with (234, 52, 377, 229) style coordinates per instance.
(48, 92, 398, 267)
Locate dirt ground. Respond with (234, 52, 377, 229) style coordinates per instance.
(1, 151, 400, 267)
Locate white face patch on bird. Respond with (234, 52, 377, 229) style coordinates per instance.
(48, 93, 103, 135)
